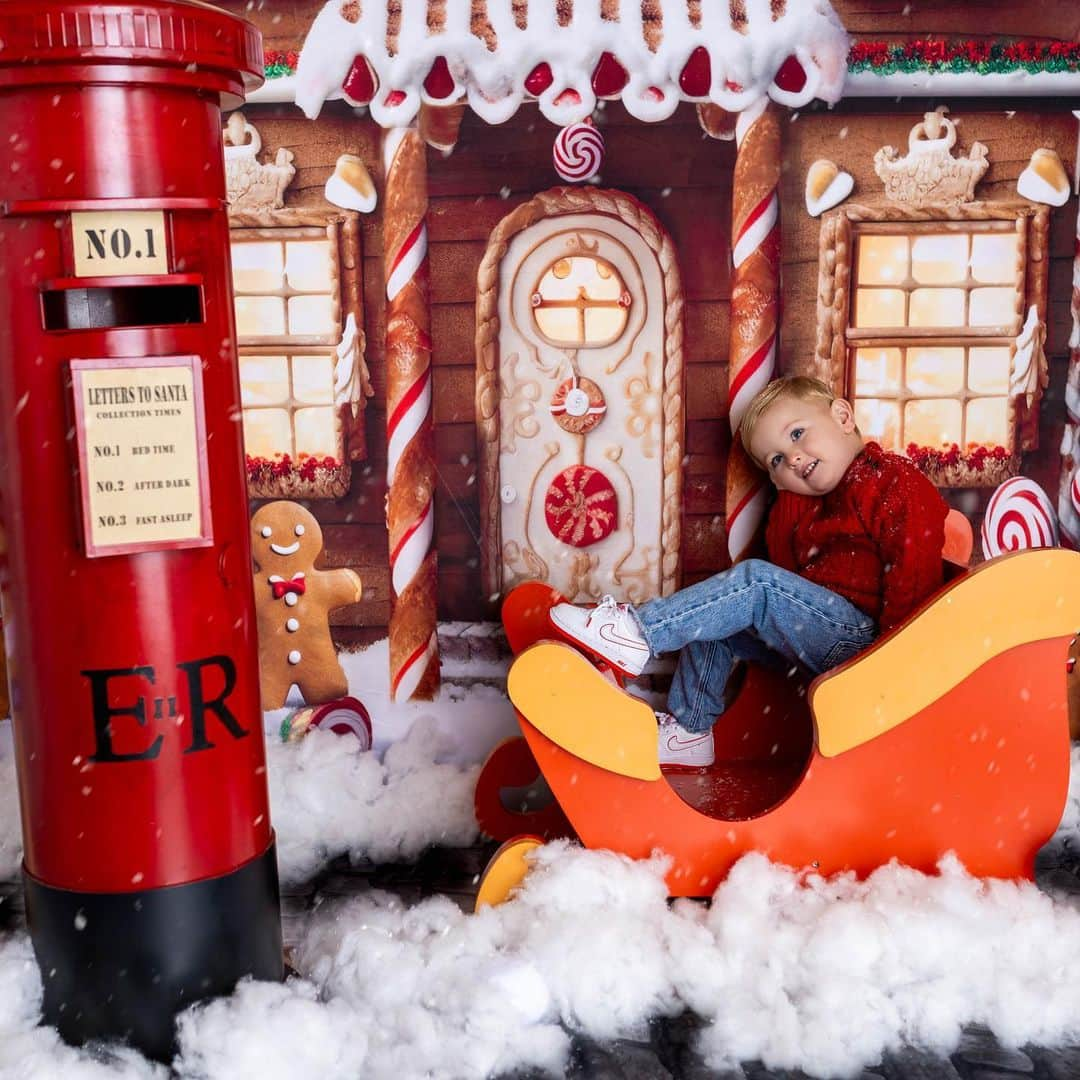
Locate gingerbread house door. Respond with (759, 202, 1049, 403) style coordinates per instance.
(477, 190, 685, 605)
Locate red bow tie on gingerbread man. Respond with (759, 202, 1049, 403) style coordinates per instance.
(271, 575, 306, 600)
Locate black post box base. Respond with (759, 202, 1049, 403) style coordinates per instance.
(23, 841, 284, 1063)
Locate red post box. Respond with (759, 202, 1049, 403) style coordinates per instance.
(0, 1, 281, 1060)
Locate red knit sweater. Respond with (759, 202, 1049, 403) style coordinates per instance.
(765, 442, 948, 632)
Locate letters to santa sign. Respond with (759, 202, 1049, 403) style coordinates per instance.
(69, 355, 213, 557)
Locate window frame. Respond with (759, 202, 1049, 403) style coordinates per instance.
(228, 208, 367, 499)
(813, 203, 1049, 488)
(529, 253, 632, 349)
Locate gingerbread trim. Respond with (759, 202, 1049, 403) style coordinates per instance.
(476, 186, 685, 600)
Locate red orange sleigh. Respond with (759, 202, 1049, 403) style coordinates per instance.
(474, 543, 1080, 900)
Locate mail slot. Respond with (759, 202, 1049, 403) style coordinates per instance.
(0, 0, 281, 1060)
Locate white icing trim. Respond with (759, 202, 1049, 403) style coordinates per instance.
(293, 0, 849, 127)
(334, 312, 361, 409)
(843, 69, 1080, 98)
(1010, 305, 1044, 406)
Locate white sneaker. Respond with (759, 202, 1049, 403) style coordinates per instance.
(549, 595, 651, 677)
(656, 712, 715, 770)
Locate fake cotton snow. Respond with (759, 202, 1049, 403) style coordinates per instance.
(1, 666, 1080, 1077)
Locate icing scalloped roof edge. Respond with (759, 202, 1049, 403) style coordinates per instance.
(292, 0, 850, 127)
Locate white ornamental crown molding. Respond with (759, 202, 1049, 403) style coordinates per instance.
(873, 107, 988, 208)
(224, 112, 296, 211)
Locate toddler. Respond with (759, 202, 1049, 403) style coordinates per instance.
(550, 376, 949, 768)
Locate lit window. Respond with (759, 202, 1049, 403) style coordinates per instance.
(229, 216, 366, 498)
(531, 256, 631, 347)
(846, 220, 1030, 480)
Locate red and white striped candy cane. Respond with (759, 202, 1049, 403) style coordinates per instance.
(1059, 128, 1080, 550)
(383, 125, 439, 701)
(726, 99, 781, 563)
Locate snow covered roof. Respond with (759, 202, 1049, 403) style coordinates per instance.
(293, 0, 850, 127)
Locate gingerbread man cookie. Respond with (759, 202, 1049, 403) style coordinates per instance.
(251, 501, 362, 710)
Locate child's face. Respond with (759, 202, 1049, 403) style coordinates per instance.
(748, 394, 864, 496)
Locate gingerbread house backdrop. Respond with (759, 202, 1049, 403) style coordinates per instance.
(214, 0, 1080, 701)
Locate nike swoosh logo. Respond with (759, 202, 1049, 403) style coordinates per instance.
(597, 623, 649, 652)
(665, 733, 711, 751)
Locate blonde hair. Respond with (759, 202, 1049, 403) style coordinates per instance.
(739, 375, 838, 464)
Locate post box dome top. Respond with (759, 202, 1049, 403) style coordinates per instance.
(0, 0, 263, 108)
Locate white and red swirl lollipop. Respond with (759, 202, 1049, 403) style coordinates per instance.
(981, 477, 1059, 560)
(553, 120, 604, 182)
(1071, 466, 1080, 517)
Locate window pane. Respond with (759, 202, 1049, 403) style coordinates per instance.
(583, 306, 629, 344)
(906, 347, 964, 395)
(239, 355, 289, 405)
(911, 234, 969, 285)
(235, 296, 285, 337)
(966, 397, 1010, 447)
(291, 354, 335, 404)
(285, 239, 334, 292)
(856, 236, 908, 285)
(534, 306, 581, 343)
(969, 287, 1017, 327)
(854, 348, 902, 395)
(968, 346, 1011, 394)
(970, 234, 1018, 284)
(287, 294, 336, 336)
(855, 399, 901, 451)
(905, 399, 962, 447)
(243, 408, 293, 458)
(536, 255, 624, 302)
(854, 288, 906, 328)
(909, 288, 965, 327)
(294, 406, 339, 459)
(231, 241, 283, 293)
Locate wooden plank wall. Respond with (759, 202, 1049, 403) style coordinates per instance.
(224, 0, 1080, 644)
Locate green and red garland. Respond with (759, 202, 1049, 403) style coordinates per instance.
(262, 40, 1080, 83)
(848, 39, 1080, 77)
(246, 452, 343, 484)
(905, 442, 1012, 474)
(263, 49, 300, 80)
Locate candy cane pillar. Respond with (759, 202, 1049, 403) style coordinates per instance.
(383, 126, 439, 700)
(1058, 111, 1080, 548)
(726, 101, 781, 563)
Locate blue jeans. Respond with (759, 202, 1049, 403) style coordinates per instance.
(631, 560, 877, 733)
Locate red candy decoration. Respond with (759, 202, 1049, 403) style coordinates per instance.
(525, 62, 554, 96)
(679, 46, 711, 97)
(384, 89, 407, 107)
(544, 465, 618, 548)
(592, 51, 628, 97)
(342, 55, 377, 106)
(423, 56, 456, 99)
(773, 54, 807, 93)
(554, 87, 581, 107)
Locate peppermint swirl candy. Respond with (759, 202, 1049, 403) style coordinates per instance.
(980, 476, 1059, 559)
(553, 121, 604, 183)
(1071, 467, 1080, 516)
